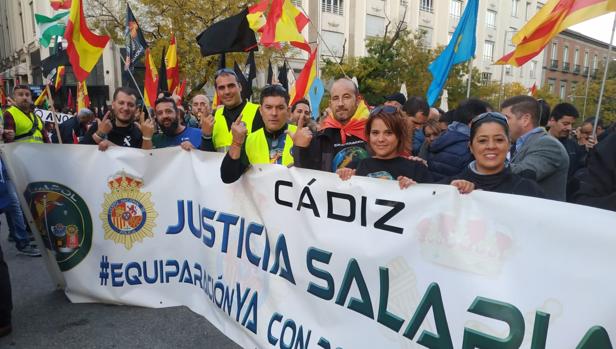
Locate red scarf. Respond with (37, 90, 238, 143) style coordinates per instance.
(322, 116, 367, 144)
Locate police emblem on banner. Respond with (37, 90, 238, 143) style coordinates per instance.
(23, 182, 93, 271)
(100, 172, 157, 249)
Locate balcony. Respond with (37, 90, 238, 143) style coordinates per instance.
(583, 66, 589, 76)
(573, 64, 580, 74)
(592, 69, 598, 78)
(550, 59, 559, 70)
(562, 62, 570, 72)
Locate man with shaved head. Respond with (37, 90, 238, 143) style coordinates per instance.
(290, 78, 369, 172)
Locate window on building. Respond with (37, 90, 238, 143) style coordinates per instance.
(548, 79, 555, 93)
(551, 42, 558, 60)
(420, 0, 434, 13)
(512, 0, 520, 17)
(366, 15, 385, 37)
(481, 72, 492, 84)
(505, 65, 512, 75)
(530, 61, 537, 78)
(563, 46, 569, 63)
(450, 0, 463, 20)
(584, 51, 589, 67)
(525, 2, 531, 20)
(291, 0, 302, 6)
(322, 0, 344, 15)
(574, 48, 579, 65)
(519, 66, 524, 78)
(593, 54, 598, 69)
(483, 40, 495, 61)
(560, 82, 567, 99)
(321, 30, 346, 56)
(486, 10, 497, 29)
(29, 1, 36, 35)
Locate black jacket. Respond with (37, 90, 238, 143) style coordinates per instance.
(293, 128, 368, 172)
(574, 133, 616, 211)
(444, 164, 544, 198)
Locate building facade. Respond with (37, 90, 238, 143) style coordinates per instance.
(542, 29, 610, 102)
(0, 0, 123, 108)
(293, 0, 547, 90)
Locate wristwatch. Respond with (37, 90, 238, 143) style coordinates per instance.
(96, 131, 108, 140)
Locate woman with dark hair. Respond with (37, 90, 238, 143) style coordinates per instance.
(444, 112, 544, 197)
(338, 106, 474, 192)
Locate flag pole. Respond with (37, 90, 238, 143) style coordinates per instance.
(46, 85, 63, 144)
(466, 58, 473, 98)
(592, 13, 615, 139)
(122, 56, 146, 106)
(581, 55, 592, 118)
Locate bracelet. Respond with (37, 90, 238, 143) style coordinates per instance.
(142, 136, 152, 141)
(96, 131, 107, 140)
(231, 141, 243, 147)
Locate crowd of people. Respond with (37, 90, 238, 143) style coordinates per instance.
(1, 70, 615, 337)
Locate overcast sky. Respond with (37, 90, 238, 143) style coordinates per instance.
(570, 13, 616, 45)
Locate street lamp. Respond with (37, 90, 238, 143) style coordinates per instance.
(497, 30, 518, 107)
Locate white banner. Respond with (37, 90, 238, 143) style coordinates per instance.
(33, 108, 74, 124)
(1, 143, 615, 348)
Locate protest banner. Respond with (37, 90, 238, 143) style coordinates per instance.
(33, 108, 74, 124)
(1, 143, 614, 348)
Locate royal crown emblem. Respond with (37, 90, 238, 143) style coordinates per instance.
(100, 172, 157, 249)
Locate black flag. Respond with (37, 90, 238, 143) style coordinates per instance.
(125, 4, 148, 70)
(218, 53, 226, 70)
(245, 51, 256, 99)
(278, 61, 289, 91)
(234, 61, 250, 101)
(159, 47, 168, 92)
(196, 9, 258, 57)
(267, 60, 273, 85)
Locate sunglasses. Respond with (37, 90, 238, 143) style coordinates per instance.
(471, 112, 508, 126)
(214, 68, 238, 80)
(369, 105, 398, 117)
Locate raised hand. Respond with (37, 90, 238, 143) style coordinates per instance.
(397, 176, 417, 190)
(141, 117, 156, 139)
(286, 115, 313, 148)
(201, 113, 215, 137)
(98, 111, 113, 135)
(230, 114, 247, 146)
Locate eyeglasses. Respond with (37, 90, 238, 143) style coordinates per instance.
(471, 112, 508, 126)
(369, 105, 398, 117)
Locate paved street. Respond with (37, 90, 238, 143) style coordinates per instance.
(0, 218, 240, 349)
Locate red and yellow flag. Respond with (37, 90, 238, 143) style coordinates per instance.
(497, 0, 616, 66)
(77, 80, 90, 111)
(212, 91, 220, 110)
(143, 48, 159, 109)
(260, 0, 311, 52)
(34, 85, 52, 107)
(54, 66, 65, 91)
(64, 0, 110, 81)
(289, 47, 317, 106)
(247, 0, 269, 33)
(50, 0, 72, 10)
(165, 34, 180, 93)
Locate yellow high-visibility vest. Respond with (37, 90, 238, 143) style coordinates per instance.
(7, 106, 44, 143)
(245, 125, 296, 166)
(212, 101, 260, 152)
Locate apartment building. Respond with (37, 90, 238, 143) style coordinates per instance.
(542, 29, 610, 102)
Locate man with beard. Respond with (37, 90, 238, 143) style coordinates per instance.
(141, 96, 203, 150)
(291, 78, 369, 172)
(3, 85, 48, 143)
(81, 87, 143, 150)
(220, 85, 295, 183)
(209, 69, 262, 152)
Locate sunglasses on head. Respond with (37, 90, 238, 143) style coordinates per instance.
(214, 68, 238, 80)
(369, 105, 398, 117)
(471, 112, 508, 126)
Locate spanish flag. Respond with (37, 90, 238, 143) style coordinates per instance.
(165, 34, 180, 93)
(77, 80, 90, 111)
(289, 47, 317, 106)
(143, 48, 159, 109)
(34, 85, 52, 107)
(64, 0, 109, 82)
(497, 0, 616, 67)
(259, 0, 311, 52)
(54, 66, 65, 91)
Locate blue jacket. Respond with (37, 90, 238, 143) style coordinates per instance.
(0, 160, 10, 210)
(427, 122, 474, 180)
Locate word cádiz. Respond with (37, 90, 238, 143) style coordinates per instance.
(275, 179, 406, 234)
(305, 247, 612, 348)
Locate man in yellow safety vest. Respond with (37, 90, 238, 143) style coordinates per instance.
(3, 85, 48, 144)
